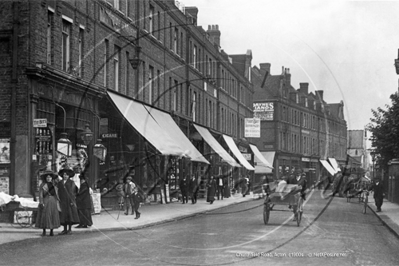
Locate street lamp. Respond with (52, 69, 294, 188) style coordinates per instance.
(80, 123, 94, 145)
(55, 103, 72, 157)
(129, 46, 142, 70)
(93, 139, 107, 162)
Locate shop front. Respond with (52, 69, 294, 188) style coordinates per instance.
(30, 78, 102, 199)
(101, 91, 209, 206)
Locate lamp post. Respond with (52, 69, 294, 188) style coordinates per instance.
(371, 153, 375, 179)
(55, 103, 72, 157)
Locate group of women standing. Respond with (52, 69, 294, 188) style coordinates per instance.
(35, 167, 93, 236)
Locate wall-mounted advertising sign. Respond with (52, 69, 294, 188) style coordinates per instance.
(253, 102, 274, 121)
(245, 118, 260, 138)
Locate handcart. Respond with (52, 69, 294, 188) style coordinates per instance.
(0, 192, 39, 227)
(263, 184, 304, 227)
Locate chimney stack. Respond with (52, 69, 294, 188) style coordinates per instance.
(315, 90, 324, 101)
(285, 68, 291, 86)
(259, 63, 271, 76)
(299, 83, 309, 94)
(207, 25, 221, 47)
(185, 7, 198, 25)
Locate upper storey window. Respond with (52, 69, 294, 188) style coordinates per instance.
(62, 19, 72, 72)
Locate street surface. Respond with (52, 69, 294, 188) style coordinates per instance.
(1, 190, 398, 266)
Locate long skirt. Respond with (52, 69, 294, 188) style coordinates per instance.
(35, 195, 60, 229)
(78, 209, 93, 226)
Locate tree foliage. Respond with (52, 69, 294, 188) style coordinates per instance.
(367, 93, 399, 168)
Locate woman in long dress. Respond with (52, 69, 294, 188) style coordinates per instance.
(35, 170, 60, 236)
(75, 173, 93, 228)
(56, 167, 80, 235)
(207, 176, 217, 204)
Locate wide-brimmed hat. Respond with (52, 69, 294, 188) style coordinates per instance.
(126, 176, 133, 181)
(58, 167, 75, 178)
(40, 170, 58, 180)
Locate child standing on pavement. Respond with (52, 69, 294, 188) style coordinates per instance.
(115, 179, 125, 210)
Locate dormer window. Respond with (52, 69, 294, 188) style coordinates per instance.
(296, 94, 299, 103)
(305, 98, 308, 107)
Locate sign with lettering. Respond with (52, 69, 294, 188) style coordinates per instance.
(91, 192, 101, 214)
(101, 133, 118, 139)
(253, 102, 274, 121)
(33, 119, 47, 128)
(245, 118, 260, 138)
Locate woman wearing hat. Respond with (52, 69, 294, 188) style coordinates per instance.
(35, 170, 61, 236)
(75, 173, 93, 228)
(56, 167, 80, 235)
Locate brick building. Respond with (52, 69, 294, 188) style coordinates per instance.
(251, 63, 347, 184)
(0, 0, 254, 204)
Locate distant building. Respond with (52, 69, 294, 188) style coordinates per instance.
(251, 63, 348, 182)
(347, 129, 369, 171)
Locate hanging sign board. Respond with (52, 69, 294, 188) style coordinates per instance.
(245, 118, 260, 138)
(33, 119, 47, 128)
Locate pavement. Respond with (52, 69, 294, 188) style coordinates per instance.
(1, 190, 399, 246)
(0, 192, 257, 245)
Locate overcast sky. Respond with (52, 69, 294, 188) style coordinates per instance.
(182, 0, 399, 131)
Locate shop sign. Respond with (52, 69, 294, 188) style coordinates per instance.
(33, 119, 47, 128)
(253, 102, 274, 121)
(245, 118, 260, 138)
(302, 157, 310, 162)
(242, 153, 251, 161)
(101, 133, 118, 139)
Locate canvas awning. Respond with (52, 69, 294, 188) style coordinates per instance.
(222, 135, 255, 170)
(193, 125, 240, 167)
(249, 144, 273, 174)
(328, 157, 341, 173)
(320, 159, 337, 175)
(107, 91, 206, 161)
(145, 106, 209, 164)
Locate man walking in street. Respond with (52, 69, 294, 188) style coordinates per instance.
(372, 177, 384, 212)
(217, 176, 225, 200)
(189, 175, 198, 204)
(180, 176, 189, 204)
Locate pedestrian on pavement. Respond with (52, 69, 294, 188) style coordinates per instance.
(223, 177, 230, 198)
(115, 178, 125, 210)
(75, 173, 93, 228)
(189, 175, 198, 204)
(242, 176, 250, 197)
(207, 176, 217, 204)
(179, 176, 189, 204)
(372, 177, 384, 212)
(123, 176, 135, 215)
(217, 176, 225, 200)
(35, 170, 60, 237)
(56, 167, 80, 235)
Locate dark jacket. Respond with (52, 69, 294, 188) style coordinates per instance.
(189, 178, 198, 193)
(207, 179, 217, 201)
(372, 180, 384, 200)
(180, 178, 189, 194)
(76, 181, 92, 210)
(57, 178, 80, 225)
